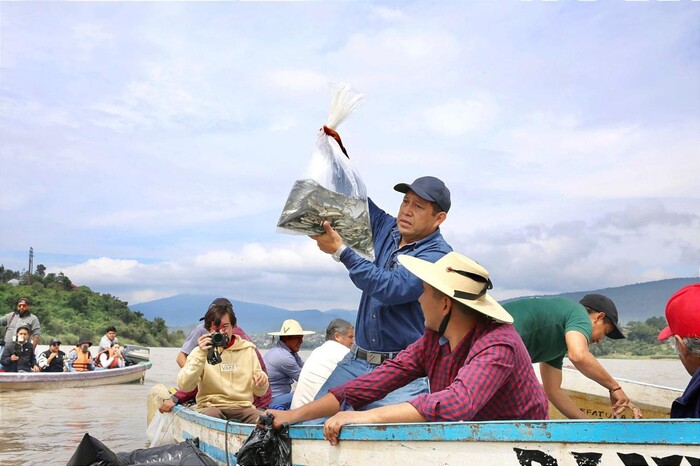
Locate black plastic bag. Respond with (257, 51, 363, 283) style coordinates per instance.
(66, 433, 124, 466)
(236, 413, 291, 466)
(117, 438, 218, 466)
(66, 433, 217, 466)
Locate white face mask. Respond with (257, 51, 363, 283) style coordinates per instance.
(17, 334, 26, 343)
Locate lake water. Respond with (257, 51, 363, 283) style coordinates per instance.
(0, 347, 691, 465)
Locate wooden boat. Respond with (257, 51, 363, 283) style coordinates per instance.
(158, 406, 700, 466)
(0, 361, 152, 390)
(550, 367, 682, 419)
(149, 370, 696, 465)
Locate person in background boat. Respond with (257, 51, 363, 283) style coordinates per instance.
(0, 297, 41, 349)
(38, 338, 67, 372)
(177, 301, 269, 423)
(269, 253, 548, 444)
(160, 298, 272, 413)
(291, 319, 355, 409)
(98, 326, 118, 352)
(0, 325, 40, 372)
(310, 127, 453, 408)
(66, 340, 96, 372)
(657, 283, 700, 418)
(264, 319, 315, 409)
(95, 341, 126, 369)
(503, 294, 636, 419)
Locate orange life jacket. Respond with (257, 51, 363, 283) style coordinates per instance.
(95, 348, 120, 368)
(72, 350, 93, 371)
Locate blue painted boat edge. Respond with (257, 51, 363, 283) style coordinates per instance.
(172, 407, 700, 445)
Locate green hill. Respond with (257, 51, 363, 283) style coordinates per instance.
(0, 265, 183, 347)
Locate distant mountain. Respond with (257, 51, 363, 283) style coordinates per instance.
(503, 277, 698, 324)
(130, 277, 697, 332)
(129, 295, 357, 334)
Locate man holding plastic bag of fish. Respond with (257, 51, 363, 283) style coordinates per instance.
(276, 83, 453, 407)
(311, 127, 453, 408)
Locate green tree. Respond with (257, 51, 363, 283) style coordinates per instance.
(625, 321, 658, 343)
(68, 290, 90, 313)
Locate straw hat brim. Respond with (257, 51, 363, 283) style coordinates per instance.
(268, 330, 316, 336)
(267, 319, 316, 336)
(398, 254, 513, 324)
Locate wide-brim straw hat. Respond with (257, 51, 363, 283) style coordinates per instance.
(268, 319, 316, 336)
(398, 252, 513, 324)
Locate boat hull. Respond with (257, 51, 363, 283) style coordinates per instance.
(161, 407, 700, 466)
(0, 361, 152, 390)
(551, 367, 682, 419)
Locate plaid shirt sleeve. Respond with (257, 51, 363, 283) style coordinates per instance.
(329, 337, 428, 409)
(409, 340, 516, 422)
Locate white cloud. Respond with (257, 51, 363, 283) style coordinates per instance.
(369, 6, 408, 23)
(72, 22, 114, 59)
(423, 94, 498, 136)
(261, 70, 329, 94)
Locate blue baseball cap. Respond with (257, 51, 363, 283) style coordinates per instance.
(394, 176, 451, 213)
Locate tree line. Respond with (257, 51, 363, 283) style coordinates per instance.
(591, 316, 675, 358)
(0, 265, 184, 348)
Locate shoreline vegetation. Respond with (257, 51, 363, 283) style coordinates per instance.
(0, 265, 676, 357)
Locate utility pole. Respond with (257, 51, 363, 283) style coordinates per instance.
(28, 247, 33, 285)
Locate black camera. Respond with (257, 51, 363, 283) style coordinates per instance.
(206, 319, 229, 365)
(210, 331, 229, 348)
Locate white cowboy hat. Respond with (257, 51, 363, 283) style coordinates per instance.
(398, 252, 513, 324)
(268, 319, 316, 336)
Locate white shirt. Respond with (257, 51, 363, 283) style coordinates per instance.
(99, 335, 118, 352)
(99, 351, 125, 369)
(290, 340, 350, 409)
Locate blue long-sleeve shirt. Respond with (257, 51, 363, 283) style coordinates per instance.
(263, 339, 304, 397)
(338, 199, 452, 352)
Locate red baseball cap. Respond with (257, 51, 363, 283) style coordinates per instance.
(657, 283, 700, 341)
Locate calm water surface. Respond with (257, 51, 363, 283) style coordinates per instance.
(0, 348, 691, 465)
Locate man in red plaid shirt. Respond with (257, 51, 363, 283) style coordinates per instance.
(269, 252, 548, 445)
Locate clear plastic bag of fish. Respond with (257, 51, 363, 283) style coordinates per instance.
(277, 82, 375, 260)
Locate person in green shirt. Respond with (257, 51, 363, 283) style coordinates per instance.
(503, 294, 634, 419)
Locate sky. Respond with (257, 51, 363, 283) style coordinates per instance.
(1, 1, 698, 312)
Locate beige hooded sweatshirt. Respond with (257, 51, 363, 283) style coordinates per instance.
(177, 335, 269, 409)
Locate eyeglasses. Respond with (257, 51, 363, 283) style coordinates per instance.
(51, 343, 61, 346)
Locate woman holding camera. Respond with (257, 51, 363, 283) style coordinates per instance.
(177, 300, 269, 424)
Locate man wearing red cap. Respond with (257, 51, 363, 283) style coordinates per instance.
(658, 283, 700, 418)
